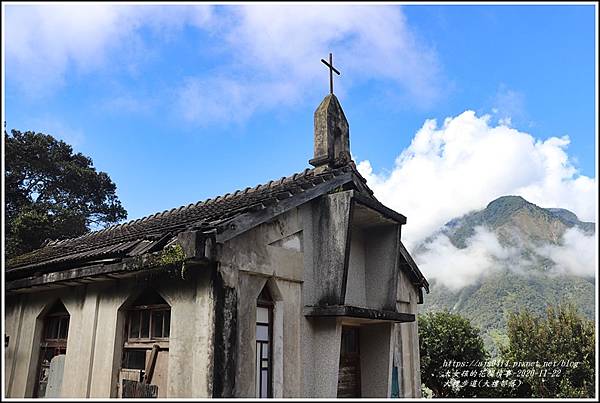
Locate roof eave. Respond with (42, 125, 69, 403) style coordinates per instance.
(398, 240, 430, 294)
(215, 171, 355, 243)
(5, 241, 217, 295)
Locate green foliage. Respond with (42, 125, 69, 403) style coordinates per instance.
(422, 270, 594, 356)
(156, 243, 189, 279)
(419, 194, 595, 353)
(159, 243, 186, 266)
(5, 129, 127, 257)
(488, 329, 509, 353)
(418, 194, 595, 398)
(419, 311, 489, 397)
(501, 303, 595, 398)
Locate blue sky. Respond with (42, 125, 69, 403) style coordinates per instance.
(4, 4, 597, 244)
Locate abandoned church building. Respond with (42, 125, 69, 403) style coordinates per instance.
(4, 65, 430, 398)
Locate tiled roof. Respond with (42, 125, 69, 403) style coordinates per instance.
(6, 164, 365, 275)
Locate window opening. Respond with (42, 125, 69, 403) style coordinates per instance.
(34, 302, 69, 398)
(256, 286, 273, 398)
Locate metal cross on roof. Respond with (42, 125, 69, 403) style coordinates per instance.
(321, 52, 340, 95)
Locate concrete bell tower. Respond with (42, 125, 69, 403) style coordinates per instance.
(309, 94, 351, 171)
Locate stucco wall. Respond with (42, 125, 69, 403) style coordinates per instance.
(346, 220, 400, 312)
(395, 273, 422, 398)
(360, 322, 394, 397)
(364, 225, 399, 311)
(161, 270, 214, 398)
(222, 203, 351, 398)
(4, 270, 214, 398)
(345, 227, 367, 307)
(220, 208, 304, 398)
(302, 317, 342, 397)
(5, 294, 50, 397)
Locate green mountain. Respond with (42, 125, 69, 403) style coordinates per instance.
(417, 195, 596, 354)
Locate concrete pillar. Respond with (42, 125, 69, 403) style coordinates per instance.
(304, 317, 342, 397)
(162, 273, 213, 398)
(62, 288, 100, 397)
(88, 285, 129, 397)
(4, 297, 24, 396)
(360, 322, 393, 397)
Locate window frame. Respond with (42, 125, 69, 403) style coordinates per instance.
(34, 305, 70, 398)
(120, 291, 172, 387)
(256, 288, 274, 398)
(125, 304, 171, 344)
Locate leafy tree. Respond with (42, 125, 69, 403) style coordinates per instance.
(501, 303, 595, 398)
(5, 129, 127, 257)
(419, 311, 490, 397)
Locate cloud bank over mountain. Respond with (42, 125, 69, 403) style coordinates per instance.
(357, 110, 597, 249)
(414, 226, 518, 290)
(535, 227, 597, 278)
(416, 226, 596, 291)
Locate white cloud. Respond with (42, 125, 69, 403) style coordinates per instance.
(357, 110, 597, 249)
(491, 84, 526, 126)
(417, 225, 597, 290)
(175, 5, 441, 124)
(4, 4, 213, 97)
(536, 228, 597, 277)
(498, 116, 512, 127)
(415, 227, 519, 291)
(5, 4, 442, 118)
(6, 5, 132, 96)
(175, 76, 298, 126)
(227, 5, 440, 102)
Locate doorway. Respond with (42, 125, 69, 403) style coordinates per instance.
(337, 326, 361, 397)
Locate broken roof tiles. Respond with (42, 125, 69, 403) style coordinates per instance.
(7, 164, 358, 273)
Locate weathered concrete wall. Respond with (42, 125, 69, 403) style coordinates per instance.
(396, 267, 415, 312)
(396, 320, 422, 397)
(61, 286, 102, 397)
(395, 276, 422, 398)
(161, 269, 214, 398)
(360, 323, 394, 397)
(4, 294, 51, 397)
(301, 195, 413, 398)
(4, 269, 215, 399)
(300, 203, 317, 307)
(309, 192, 352, 306)
(346, 220, 399, 312)
(234, 273, 268, 397)
(302, 317, 342, 397)
(219, 208, 303, 282)
(345, 227, 366, 307)
(299, 198, 350, 397)
(410, 318, 422, 397)
(220, 208, 304, 398)
(312, 94, 350, 166)
(277, 280, 302, 397)
(4, 295, 22, 395)
(364, 225, 399, 311)
(221, 202, 353, 398)
(89, 283, 128, 397)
